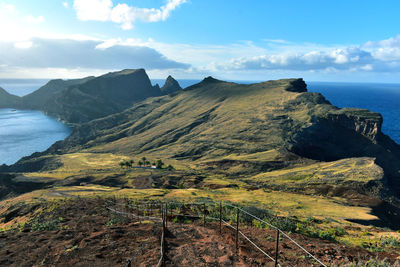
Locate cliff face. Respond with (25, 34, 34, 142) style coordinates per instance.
(0, 69, 164, 124)
(41, 69, 162, 123)
(327, 109, 382, 142)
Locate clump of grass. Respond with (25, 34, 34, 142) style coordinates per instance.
(379, 235, 400, 247)
(359, 235, 400, 252)
(106, 216, 127, 226)
(31, 220, 58, 231)
(335, 257, 399, 267)
(295, 223, 346, 241)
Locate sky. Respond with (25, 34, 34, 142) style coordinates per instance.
(1, 0, 400, 82)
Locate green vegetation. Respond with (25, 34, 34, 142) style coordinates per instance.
(31, 220, 58, 231)
(1, 75, 400, 259)
(379, 235, 400, 247)
(337, 257, 399, 267)
(119, 157, 170, 169)
(106, 216, 128, 226)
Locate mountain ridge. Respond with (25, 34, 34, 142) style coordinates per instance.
(0, 87, 21, 108)
(9, 76, 399, 197)
(0, 69, 181, 124)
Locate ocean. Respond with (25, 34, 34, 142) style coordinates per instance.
(307, 82, 400, 144)
(0, 79, 49, 97)
(0, 108, 72, 165)
(0, 79, 72, 165)
(0, 79, 399, 165)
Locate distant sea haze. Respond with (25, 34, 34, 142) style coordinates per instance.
(0, 79, 399, 165)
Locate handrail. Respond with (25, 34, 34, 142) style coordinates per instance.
(106, 199, 327, 266)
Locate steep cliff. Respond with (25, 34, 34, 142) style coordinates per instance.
(41, 69, 163, 123)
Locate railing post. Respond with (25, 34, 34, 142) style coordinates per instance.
(236, 207, 239, 254)
(219, 202, 222, 234)
(203, 203, 206, 227)
(138, 203, 141, 224)
(274, 229, 280, 267)
(165, 203, 168, 228)
(162, 205, 166, 267)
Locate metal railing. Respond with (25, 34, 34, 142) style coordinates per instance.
(107, 198, 327, 267)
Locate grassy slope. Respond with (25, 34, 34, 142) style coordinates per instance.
(2, 78, 399, 252)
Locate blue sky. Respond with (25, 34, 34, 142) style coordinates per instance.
(1, 0, 400, 82)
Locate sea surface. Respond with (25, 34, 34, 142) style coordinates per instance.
(0, 79, 49, 96)
(0, 109, 72, 165)
(307, 82, 400, 145)
(0, 79, 399, 166)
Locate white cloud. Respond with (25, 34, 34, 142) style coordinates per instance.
(73, 0, 112, 22)
(221, 46, 373, 72)
(2, 3, 14, 12)
(363, 35, 400, 61)
(14, 41, 33, 49)
(63, 2, 69, 8)
(22, 15, 45, 24)
(0, 38, 190, 70)
(85, 36, 400, 80)
(73, 0, 187, 30)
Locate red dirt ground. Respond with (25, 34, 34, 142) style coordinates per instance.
(0, 198, 398, 266)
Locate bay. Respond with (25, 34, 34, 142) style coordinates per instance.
(0, 109, 72, 165)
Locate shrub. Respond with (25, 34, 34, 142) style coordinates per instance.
(379, 235, 400, 247)
(31, 221, 58, 231)
(106, 216, 127, 226)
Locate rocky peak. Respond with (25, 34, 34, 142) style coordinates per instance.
(285, 78, 308, 93)
(153, 83, 161, 90)
(161, 75, 182, 94)
(202, 76, 222, 84)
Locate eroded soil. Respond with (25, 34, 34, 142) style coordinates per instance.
(0, 198, 398, 266)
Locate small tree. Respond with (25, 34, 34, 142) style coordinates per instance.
(156, 159, 165, 169)
(138, 161, 143, 167)
(126, 161, 132, 168)
(129, 160, 134, 167)
(119, 161, 125, 168)
(145, 160, 151, 167)
(142, 157, 147, 163)
(166, 164, 174, 171)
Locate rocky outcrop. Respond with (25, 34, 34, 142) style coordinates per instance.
(161, 75, 182, 94)
(285, 78, 307, 93)
(327, 109, 382, 142)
